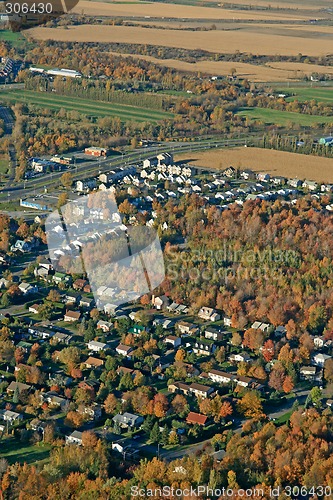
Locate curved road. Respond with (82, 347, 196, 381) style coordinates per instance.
(0, 135, 262, 202)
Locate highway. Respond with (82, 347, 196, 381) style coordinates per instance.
(0, 135, 261, 202)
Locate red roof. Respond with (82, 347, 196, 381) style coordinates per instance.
(186, 412, 208, 426)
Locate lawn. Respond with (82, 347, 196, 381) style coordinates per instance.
(0, 158, 8, 175)
(0, 90, 174, 122)
(277, 87, 333, 104)
(0, 437, 51, 464)
(0, 30, 26, 47)
(237, 107, 333, 127)
(274, 410, 293, 425)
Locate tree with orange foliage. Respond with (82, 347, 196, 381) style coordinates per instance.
(282, 375, 294, 394)
(140, 294, 150, 306)
(70, 368, 83, 380)
(220, 401, 233, 419)
(104, 393, 119, 415)
(243, 328, 265, 352)
(64, 411, 85, 429)
(175, 349, 186, 362)
(238, 391, 265, 420)
(262, 339, 275, 362)
(153, 393, 168, 418)
(82, 430, 98, 448)
(171, 394, 189, 417)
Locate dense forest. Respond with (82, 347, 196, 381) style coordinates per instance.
(1, 407, 333, 499)
(153, 195, 333, 335)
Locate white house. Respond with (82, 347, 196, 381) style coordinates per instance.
(229, 352, 251, 363)
(164, 335, 181, 349)
(208, 369, 235, 384)
(87, 340, 107, 352)
(151, 295, 170, 310)
(312, 353, 332, 367)
(116, 344, 133, 358)
(18, 282, 38, 295)
(198, 307, 220, 322)
(313, 336, 325, 349)
(66, 431, 83, 445)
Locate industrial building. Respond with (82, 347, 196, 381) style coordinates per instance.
(29, 67, 82, 79)
(20, 198, 53, 211)
(84, 147, 108, 157)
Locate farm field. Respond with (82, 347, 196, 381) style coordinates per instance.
(237, 107, 333, 127)
(0, 90, 174, 122)
(110, 52, 331, 83)
(69, 0, 317, 20)
(176, 147, 333, 182)
(277, 87, 333, 103)
(28, 25, 333, 57)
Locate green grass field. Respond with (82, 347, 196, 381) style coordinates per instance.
(0, 29, 26, 48)
(237, 107, 333, 127)
(0, 158, 9, 175)
(278, 87, 333, 104)
(0, 89, 174, 122)
(0, 437, 51, 464)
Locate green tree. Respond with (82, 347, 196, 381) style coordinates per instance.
(12, 385, 19, 404)
(149, 422, 161, 444)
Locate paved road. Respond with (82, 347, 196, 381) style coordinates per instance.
(0, 106, 14, 134)
(160, 387, 313, 462)
(0, 136, 261, 202)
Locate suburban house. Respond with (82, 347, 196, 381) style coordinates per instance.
(204, 326, 224, 341)
(177, 321, 199, 336)
(224, 317, 232, 327)
(73, 279, 88, 291)
(303, 180, 318, 191)
(28, 326, 54, 339)
(65, 292, 81, 305)
(312, 353, 332, 367)
(87, 340, 107, 352)
(198, 307, 221, 322)
(79, 297, 94, 309)
(66, 431, 83, 445)
(251, 321, 271, 332)
(84, 357, 104, 369)
(235, 376, 254, 388)
(151, 294, 170, 310)
(7, 381, 31, 395)
(313, 336, 325, 349)
(76, 179, 97, 193)
(18, 282, 38, 295)
(164, 335, 181, 349)
(128, 325, 146, 336)
(28, 304, 41, 314)
(0, 410, 23, 424)
(186, 412, 208, 426)
(113, 412, 144, 429)
(193, 339, 217, 356)
(229, 352, 251, 363)
(168, 381, 191, 395)
(52, 332, 73, 344)
(116, 344, 133, 358)
(97, 320, 112, 333)
(77, 404, 102, 421)
(208, 369, 235, 385)
(41, 391, 68, 410)
(300, 366, 322, 381)
(189, 382, 214, 399)
(64, 310, 81, 322)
